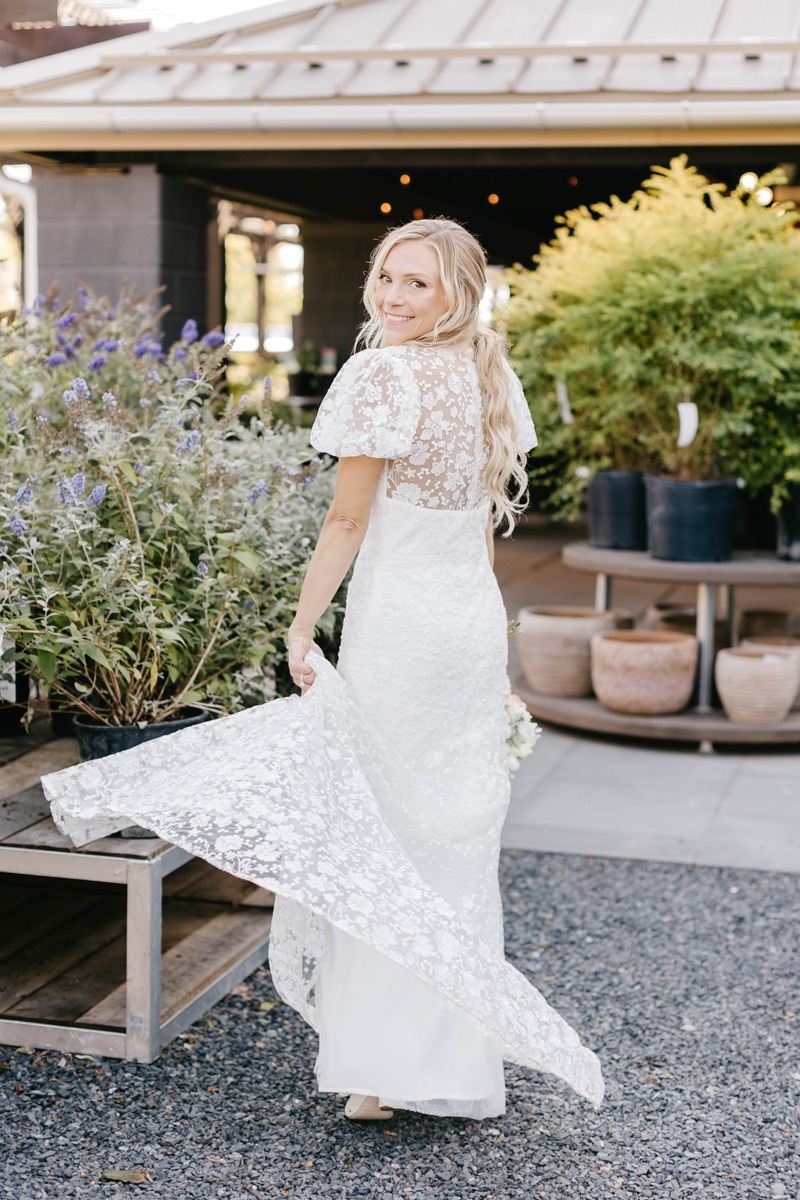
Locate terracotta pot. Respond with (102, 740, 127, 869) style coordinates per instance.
(590, 630, 698, 715)
(739, 609, 800, 640)
(735, 639, 800, 713)
(517, 606, 631, 698)
(715, 647, 799, 725)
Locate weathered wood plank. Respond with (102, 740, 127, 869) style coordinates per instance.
(0, 784, 50, 842)
(0, 716, 56, 771)
(0, 876, 42, 917)
(0, 896, 126, 1016)
(163, 858, 274, 907)
(3, 811, 171, 858)
(0, 887, 99, 963)
(162, 857, 213, 897)
(9, 899, 218, 1025)
(0, 739, 79, 802)
(77, 907, 272, 1029)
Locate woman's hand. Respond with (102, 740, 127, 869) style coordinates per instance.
(287, 628, 320, 692)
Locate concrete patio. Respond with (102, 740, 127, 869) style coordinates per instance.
(496, 519, 800, 874)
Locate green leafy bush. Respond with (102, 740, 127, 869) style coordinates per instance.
(505, 156, 800, 516)
(0, 287, 340, 726)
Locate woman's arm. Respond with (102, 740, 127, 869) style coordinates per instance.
(287, 455, 385, 689)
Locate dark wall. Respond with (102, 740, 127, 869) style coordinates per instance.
(298, 220, 386, 368)
(159, 176, 212, 344)
(36, 165, 211, 343)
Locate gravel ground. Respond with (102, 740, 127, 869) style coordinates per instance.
(2, 850, 799, 1200)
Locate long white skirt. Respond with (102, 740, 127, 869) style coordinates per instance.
(43, 492, 603, 1117)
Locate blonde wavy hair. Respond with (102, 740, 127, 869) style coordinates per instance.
(357, 217, 528, 534)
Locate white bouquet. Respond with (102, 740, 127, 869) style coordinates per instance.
(504, 681, 541, 773)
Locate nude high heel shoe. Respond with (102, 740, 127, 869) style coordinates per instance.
(344, 1093, 395, 1120)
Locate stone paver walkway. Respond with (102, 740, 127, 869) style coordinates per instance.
(496, 520, 800, 874)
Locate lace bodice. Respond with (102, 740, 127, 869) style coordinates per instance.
(310, 345, 537, 511)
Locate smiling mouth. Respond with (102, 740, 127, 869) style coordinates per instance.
(383, 312, 413, 323)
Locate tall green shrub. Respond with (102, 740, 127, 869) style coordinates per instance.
(506, 156, 800, 516)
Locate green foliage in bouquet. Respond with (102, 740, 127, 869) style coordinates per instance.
(505, 157, 800, 516)
(0, 286, 340, 726)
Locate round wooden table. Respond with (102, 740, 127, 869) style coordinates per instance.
(548, 543, 800, 744)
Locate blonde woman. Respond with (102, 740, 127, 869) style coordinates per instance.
(44, 219, 603, 1124)
(285, 218, 601, 1120)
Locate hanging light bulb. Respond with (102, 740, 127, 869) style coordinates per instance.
(380, 202, 392, 214)
(488, 193, 500, 205)
(754, 186, 773, 206)
(739, 171, 759, 191)
(413, 207, 424, 219)
(400, 174, 411, 185)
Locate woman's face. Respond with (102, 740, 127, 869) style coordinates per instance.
(374, 241, 449, 344)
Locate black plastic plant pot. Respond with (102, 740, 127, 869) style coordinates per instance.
(587, 470, 647, 551)
(73, 707, 211, 762)
(777, 484, 800, 562)
(645, 477, 739, 563)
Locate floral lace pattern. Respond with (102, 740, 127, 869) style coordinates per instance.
(43, 652, 603, 1109)
(310, 346, 537, 510)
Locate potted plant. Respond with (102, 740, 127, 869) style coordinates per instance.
(505, 156, 800, 561)
(287, 339, 322, 398)
(0, 286, 341, 753)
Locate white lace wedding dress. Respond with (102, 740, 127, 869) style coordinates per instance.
(43, 344, 604, 1118)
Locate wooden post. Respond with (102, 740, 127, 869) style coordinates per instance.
(125, 861, 162, 1063)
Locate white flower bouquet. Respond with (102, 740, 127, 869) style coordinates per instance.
(504, 682, 541, 773)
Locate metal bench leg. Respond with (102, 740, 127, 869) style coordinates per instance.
(696, 582, 716, 714)
(125, 861, 162, 1063)
(595, 573, 611, 611)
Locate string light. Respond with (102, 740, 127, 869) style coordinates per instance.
(488, 193, 499, 205)
(413, 207, 424, 219)
(739, 171, 758, 191)
(380, 202, 392, 214)
(400, 174, 411, 185)
(568, 175, 579, 186)
(754, 186, 773, 206)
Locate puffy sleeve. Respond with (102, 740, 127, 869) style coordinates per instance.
(310, 349, 422, 459)
(504, 361, 538, 454)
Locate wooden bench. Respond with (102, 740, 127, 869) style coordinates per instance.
(0, 724, 273, 1062)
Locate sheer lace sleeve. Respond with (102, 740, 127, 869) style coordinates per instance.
(310, 349, 422, 459)
(504, 362, 538, 454)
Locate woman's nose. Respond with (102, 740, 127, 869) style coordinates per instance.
(385, 283, 404, 306)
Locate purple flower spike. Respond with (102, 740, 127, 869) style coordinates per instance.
(244, 599, 255, 612)
(72, 378, 90, 399)
(14, 479, 33, 506)
(54, 312, 79, 330)
(181, 319, 199, 344)
(247, 480, 269, 503)
(87, 354, 108, 371)
(57, 474, 79, 506)
(46, 353, 68, 368)
(176, 430, 201, 454)
(174, 347, 188, 361)
(102, 392, 117, 410)
(8, 514, 27, 537)
(201, 330, 225, 349)
(87, 484, 107, 508)
(70, 472, 86, 495)
(7, 412, 20, 430)
(196, 561, 209, 577)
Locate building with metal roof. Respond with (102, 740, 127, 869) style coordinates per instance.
(1, 0, 799, 357)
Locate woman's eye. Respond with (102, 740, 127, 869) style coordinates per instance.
(410, 280, 425, 289)
(379, 274, 391, 283)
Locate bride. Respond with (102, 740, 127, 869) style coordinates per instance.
(44, 218, 603, 1123)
